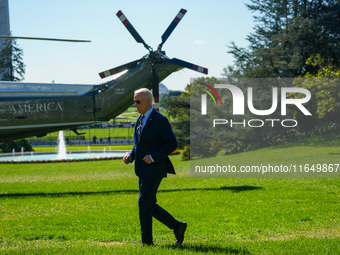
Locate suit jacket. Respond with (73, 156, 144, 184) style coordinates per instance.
(129, 108, 178, 179)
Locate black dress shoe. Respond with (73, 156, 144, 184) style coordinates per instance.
(174, 222, 187, 244)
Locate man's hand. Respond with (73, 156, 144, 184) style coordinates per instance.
(123, 155, 131, 164)
(143, 155, 153, 164)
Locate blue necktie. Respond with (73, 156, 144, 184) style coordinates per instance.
(136, 115, 144, 142)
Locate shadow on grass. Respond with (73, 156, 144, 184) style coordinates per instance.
(164, 243, 250, 254)
(219, 186, 262, 192)
(0, 185, 262, 198)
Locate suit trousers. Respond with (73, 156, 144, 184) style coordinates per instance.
(138, 177, 179, 243)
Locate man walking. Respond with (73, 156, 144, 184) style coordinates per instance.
(123, 88, 187, 246)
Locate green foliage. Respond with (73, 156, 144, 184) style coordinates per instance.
(161, 92, 185, 120)
(190, 78, 298, 158)
(160, 90, 182, 109)
(164, 96, 190, 149)
(166, 77, 227, 154)
(222, 1, 340, 148)
(225, 0, 340, 79)
(192, 139, 220, 158)
(294, 54, 340, 121)
(0, 37, 25, 81)
(0, 139, 33, 153)
(183, 77, 223, 98)
(226, 126, 340, 155)
(181, 84, 190, 98)
(181, 145, 190, 161)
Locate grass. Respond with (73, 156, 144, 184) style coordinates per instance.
(27, 106, 139, 141)
(26, 107, 171, 142)
(118, 107, 169, 119)
(0, 134, 339, 254)
(32, 144, 134, 152)
(192, 134, 340, 178)
(35, 128, 135, 142)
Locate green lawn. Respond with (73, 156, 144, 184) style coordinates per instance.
(24, 107, 171, 142)
(118, 112, 139, 119)
(32, 144, 134, 152)
(192, 134, 340, 178)
(33, 127, 135, 142)
(0, 135, 339, 254)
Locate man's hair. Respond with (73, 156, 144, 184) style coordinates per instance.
(135, 88, 153, 101)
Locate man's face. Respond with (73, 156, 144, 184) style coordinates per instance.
(134, 92, 151, 115)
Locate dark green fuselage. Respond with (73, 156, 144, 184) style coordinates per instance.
(0, 57, 183, 143)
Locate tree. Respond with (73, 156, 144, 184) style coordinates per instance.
(294, 54, 340, 124)
(163, 77, 223, 152)
(224, 0, 340, 79)
(160, 90, 182, 112)
(164, 96, 190, 149)
(0, 37, 25, 81)
(0, 139, 33, 153)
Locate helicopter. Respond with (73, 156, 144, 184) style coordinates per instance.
(0, 9, 208, 143)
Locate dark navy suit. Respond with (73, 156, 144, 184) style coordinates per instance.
(129, 108, 179, 243)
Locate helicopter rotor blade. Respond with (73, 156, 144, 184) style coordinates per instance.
(116, 10, 151, 51)
(158, 8, 187, 51)
(0, 35, 91, 43)
(99, 58, 142, 79)
(167, 58, 208, 74)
